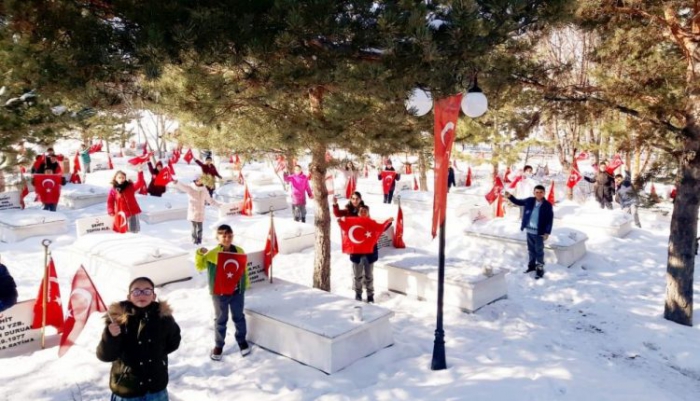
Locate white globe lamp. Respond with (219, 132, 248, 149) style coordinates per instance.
(405, 88, 433, 117)
(461, 77, 488, 118)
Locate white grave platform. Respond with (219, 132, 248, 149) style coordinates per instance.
(215, 183, 288, 214)
(463, 220, 588, 267)
(237, 219, 315, 254)
(243, 170, 278, 188)
(59, 183, 109, 209)
(555, 201, 633, 238)
(0, 210, 68, 243)
(356, 176, 412, 196)
(245, 279, 394, 374)
(374, 252, 508, 312)
(59, 233, 192, 291)
(396, 190, 492, 222)
(138, 195, 188, 224)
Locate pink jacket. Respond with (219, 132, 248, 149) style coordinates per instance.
(284, 173, 313, 206)
(174, 181, 219, 222)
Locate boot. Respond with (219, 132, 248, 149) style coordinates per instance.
(524, 263, 536, 273)
(238, 341, 251, 357)
(535, 264, 545, 279)
(355, 292, 362, 301)
(366, 294, 374, 303)
(210, 346, 223, 361)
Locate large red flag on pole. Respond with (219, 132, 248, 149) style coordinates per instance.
(31, 257, 64, 333)
(566, 160, 583, 189)
(393, 205, 406, 248)
(241, 184, 253, 216)
(58, 266, 107, 357)
(431, 94, 463, 238)
(345, 175, 357, 199)
(547, 180, 556, 204)
(263, 218, 278, 278)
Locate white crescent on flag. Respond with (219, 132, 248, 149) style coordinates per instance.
(117, 211, 127, 228)
(440, 122, 455, 147)
(348, 225, 366, 244)
(222, 259, 240, 279)
(384, 176, 393, 184)
(69, 288, 94, 320)
(42, 178, 56, 189)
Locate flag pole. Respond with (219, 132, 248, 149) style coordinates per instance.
(40, 238, 52, 349)
(269, 206, 274, 283)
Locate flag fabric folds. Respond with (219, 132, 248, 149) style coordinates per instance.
(134, 171, 148, 195)
(380, 171, 397, 195)
(184, 149, 194, 164)
(466, 167, 472, 187)
(214, 252, 247, 295)
(547, 180, 556, 204)
(31, 257, 64, 333)
(484, 176, 504, 205)
(154, 168, 173, 186)
(33, 174, 62, 205)
(58, 266, 107, 357)
(263, 220, 278, 276)
(241, 185, 253, 216)
(338, 217, 390, 254)
(393, 205, 406, 248)
(345, 175, 357, 199)
(567, 160, 583, 189)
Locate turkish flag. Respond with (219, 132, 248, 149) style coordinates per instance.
(274, 155, 286, 174)
(33, 174, 62, 204)
(112, 202, 129, 233)
(432, 94, 463, 238)
(134, 171, 148, 195)
(263, 220, 278, 276)
(413, 176, 419, 190)
(338, 217, 390, 254)
(575, 150, 589, 161)
(107, 154, 114, 170)
(504, 167, 511, 183)
(547, 180, 556, 204)
(241, 184, 253, 216)
(484, 176, 504, 205)
(184, 149, 194, 164)
(58, 266, 107, 357)
(405, 163, 412, 174)
(393, 205, 406, 248)
(508, 174, 523, 189)
(495, 194, 506, 218)
(154, 168, 173, 186)
(238, 170, 245, 185)
(345, 175, 357, 199)
(214, 252, 247, 295)
(566, 161, 582, 189)
(70, 172, 82, 184)
(88, 143, 99, 154)
(128, 153, 152, 166)
(73, 152, 81, 173)
(607, 154, 624, 174)
(325, 173, 335, 195)
(31, 257, 64, 333)
(380, 171, 397, 195)
(20, 178, 29, 209)
(466, 167, 472, 187)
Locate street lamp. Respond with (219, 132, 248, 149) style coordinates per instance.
(406, 81, 487, 371)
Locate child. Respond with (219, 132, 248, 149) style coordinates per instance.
(107, 170, 142, 233)
(194, 156, 222, 196)
(283, 164, 313, 223)
(147, 160, 167, 197)
(343, 205, 393, 303)
(332, 191, 365, 217)
(195, 224, 250, 360)
(96, 277, 181, 401)
(38, 169, 60, 212)
(173, 176, 220, 245)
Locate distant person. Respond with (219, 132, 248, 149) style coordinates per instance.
(194, 156, 222, 196)
(173, 175, 220, 245)
(0, 263, 18, 312)
(35, 168, 62, 212)
(147, 160, 167, 197)
(97, 277, 181, 401)
(79, 144, 91, 182)
(615, 173, 641, 228)
(35, 148, 62, 175)
(284, 165, 313, 223)
(505, 185, 553, 279)
(196, 224, 250, 360)
(378, 159, 400, 204)
(333, 191, 365, 217)
(447, 165, 456, 192)
(584, 161, 615, 209)
(107, 171, 142, 233)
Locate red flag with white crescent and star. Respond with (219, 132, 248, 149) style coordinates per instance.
(128, 152, 153, 166)
(33, 174, 62, 204)
(345, 175, 357, 199)
(241, 184, 253, 216)
(547, 180, 556, 204)
(31, 257, 64, 333)
(112, 205, 129, 233)
(393, 205, 406, 248)
(154, 168, 173, 186)
(432, 94, 463, 238)
(484, 176, 504, 205)
(263, 220, 278, 276)
(338, 217, 390, 254)
(607, 154, 624, 174)
(214, 252, 247, 295)
(58, 266, 107, 357)
(380, 171, 397, 195)
(184, 149, 194, 164)
(566, 160, 582, 189)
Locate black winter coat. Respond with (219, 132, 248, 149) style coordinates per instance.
(96, 301, 181, 398)
(0, 263, 18, 312)
(584, 171, 615, 203)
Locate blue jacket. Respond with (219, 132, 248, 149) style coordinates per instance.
(507, 196, 553, 236)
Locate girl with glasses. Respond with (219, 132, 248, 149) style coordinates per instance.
(97, 277, 181, 401)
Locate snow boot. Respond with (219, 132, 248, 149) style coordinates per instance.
(355, 292, 362, 301)
(535, 264, 545, 279)
(367, 295, 374, 304)
(239, 341, 251, 357)
(524, 263, 536, 273)
(210, 346, 223, 361)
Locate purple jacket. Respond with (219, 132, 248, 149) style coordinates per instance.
(284, 173, 313, 205)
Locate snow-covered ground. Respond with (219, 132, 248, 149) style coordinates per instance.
(0, 158, 698, 401)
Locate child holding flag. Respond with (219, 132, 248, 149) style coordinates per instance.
(97, 277, 181, 401)
(196, 224, 250, 360)
(107, 171, 142, 233)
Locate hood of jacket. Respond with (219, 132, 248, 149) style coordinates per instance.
(104, 300, 173, 325)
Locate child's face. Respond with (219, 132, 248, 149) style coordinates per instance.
(217, 231, 234, 247)
(294, 166, 302, 175)
(359, 208, 369, 217)
(350, 195, 361, 206)
(115, 173, 126, 184)
(128, 280, 155, 308)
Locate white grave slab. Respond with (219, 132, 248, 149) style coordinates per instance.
(555, 202, 633, 238)
(60, 233, 192, 290)
(396, 190, 492, 222)
(0, 210, 68, 243)
(374, 252, 508, 312)
(243, 170, 278, 188)
(245, 279, 394, 374)
(0, 300, 60, 358)
(59, 183, 109, 209)
(0, 191, 21, 211)
(236, 219, 315, 254)
(138, 195, 188, 224)
(215, 184, 288, 214)
(356, 176, 411, 196)
(463, 220, 588, 267)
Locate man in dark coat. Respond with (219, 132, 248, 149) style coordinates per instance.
(505, 185, 554, 279)
(583, 161, 615, 209)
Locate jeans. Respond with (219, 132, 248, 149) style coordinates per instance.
(128, 214, 140, 233)
(212, 293, 247, 348)
(292, 204, 306, 222)
(383, 190, 394, 204)
(81, 162, 91, 183)
(526, 232, 545, 266)
(352, 257, 374, 297)
(191, 221, 203, 244)
(622, 204, 641, 227)
(111, 389, 169, 401)
(42, 203, 57, 212)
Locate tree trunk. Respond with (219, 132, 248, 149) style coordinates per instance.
(418, 151, 428, 191)
(309, 142, 331, 291)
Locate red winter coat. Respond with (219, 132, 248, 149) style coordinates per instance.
(107, 182, 142, 218)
